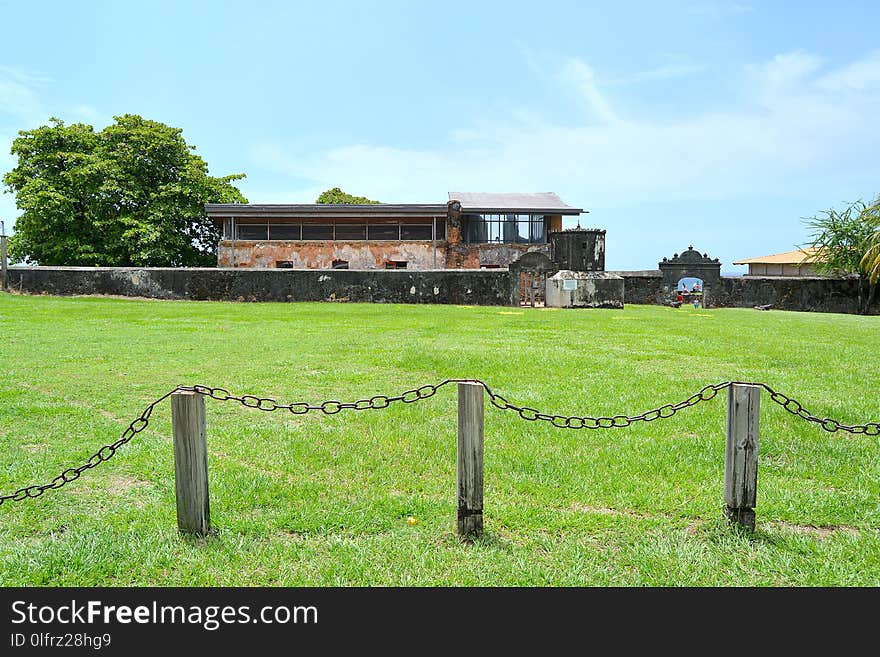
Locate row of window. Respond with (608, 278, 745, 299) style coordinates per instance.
(232, 222, 444, 242)
(461, 214, 547, 244)
(275, 260, 408, 269)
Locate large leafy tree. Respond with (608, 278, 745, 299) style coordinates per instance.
(4, 115, 246, 266)
(803, 199, 878, 314)
(315, 187, 380, 204)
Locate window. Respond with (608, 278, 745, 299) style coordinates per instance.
(384, 260, 407, 269)
(276, 261, 294, 268)
(462, 214, 547, 244)
(368, 223, 399, 240)
(269, 224, 301, 240)
(237, 224, 268, 240)
(332, 259, 349, 269)
(400, 224, 433, 240)
(334, 224, 367, 240)
(301, 224, 334, 240)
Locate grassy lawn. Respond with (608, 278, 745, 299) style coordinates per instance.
(0, 292, 878, 586)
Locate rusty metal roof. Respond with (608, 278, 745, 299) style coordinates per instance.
(448, 192, 583, 214)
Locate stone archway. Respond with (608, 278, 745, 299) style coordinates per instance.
(658, 246, 721, 306)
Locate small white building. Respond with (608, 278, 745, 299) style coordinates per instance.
(733, 248, 821, 276)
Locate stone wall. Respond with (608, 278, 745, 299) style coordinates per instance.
(609, 270, 875, 315)
(6, 267, 513, 305)
(715, 275, 873, 314)
(6, 266, 875, 314)
(612, 271, 664, 305)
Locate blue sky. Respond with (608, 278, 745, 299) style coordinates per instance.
(2, 0, 879, 272)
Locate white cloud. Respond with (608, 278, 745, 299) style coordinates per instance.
(249, 50, 880, 209)
(603, 56, 707, 85)
(70, 104, 102, 122)
(558, 58, 621, 125)
(0, 66, 47, 123)
(816, 49, 880, 93)
(748, 50, 824, 105)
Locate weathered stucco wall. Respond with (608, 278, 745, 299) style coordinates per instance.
(217, 240, 442, 269)
(219, 240, 547, 270)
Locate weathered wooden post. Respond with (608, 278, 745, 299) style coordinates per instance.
(1, 220, 8, 292)
(724, 383, 760, 531)
(171, 390, 210, 536)
(457, 382, 484, 539)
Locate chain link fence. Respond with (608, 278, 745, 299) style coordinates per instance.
(2, 379, 877, 506)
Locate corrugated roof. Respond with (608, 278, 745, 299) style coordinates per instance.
(733, 247, 821, 265)
(205, 203, 448, 218)
(448, 192, 583, 214)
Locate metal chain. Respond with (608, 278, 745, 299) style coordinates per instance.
(181, 379, 465, 414)
(2, 378, 876, 506)
(0, 386, 183, 507)
(751, 382, 880, 435)
(483, 379, 878, 434)
(482, 381, 735, 429)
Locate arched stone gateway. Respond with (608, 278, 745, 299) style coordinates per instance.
(658, 246, 721, 306)
(659, 246, 721, 287)
(509, 251, 559, 307)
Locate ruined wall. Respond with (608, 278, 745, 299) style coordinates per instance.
(219, 240, 544, 270)
(463, 243, 548, 269)
(217, 240, 441, 269)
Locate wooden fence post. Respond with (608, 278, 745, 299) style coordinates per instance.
(172, 390, 210, 536)
(457, 382, 484, 539)
(1, 228, 8, 292)
(724, 383, 760, 531)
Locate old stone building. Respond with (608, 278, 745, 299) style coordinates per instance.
(206, 192, 584, 269)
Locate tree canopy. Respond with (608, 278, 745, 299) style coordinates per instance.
(3, 115, 247, 266)
(315, 187, 380, 204)
(803, 198, 878, 313)
(859, 199, 880, 285)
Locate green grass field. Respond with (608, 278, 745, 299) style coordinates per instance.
(1, 292, 878, 586)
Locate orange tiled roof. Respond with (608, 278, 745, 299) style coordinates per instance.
(733, 247, 821, 265)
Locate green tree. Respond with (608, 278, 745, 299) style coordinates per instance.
(859, 199, 880, 286)
(802, 199, 878, 314)
(315, 187, 380, 204)
(3, 115, 247, 266)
